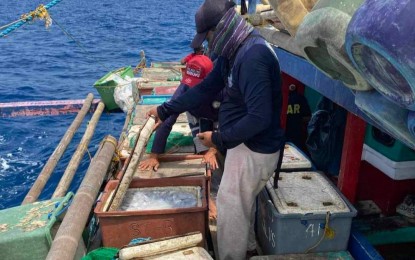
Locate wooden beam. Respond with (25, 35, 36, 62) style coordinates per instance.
(108, 116, 156, 211)
(52, 102, 105, 198)
(22, 94, 95, 204)
(337, 112, 366, 203)
(46, 135, 117, 260)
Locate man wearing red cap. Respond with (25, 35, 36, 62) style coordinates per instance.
(148, 0, 284, 258)
(139, 52, 221, 171)
(180, 46, 205, 65)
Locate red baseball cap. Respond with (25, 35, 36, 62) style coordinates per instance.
(181, 55, 213, 87)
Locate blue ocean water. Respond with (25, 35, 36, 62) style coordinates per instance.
(0, 0, 203, 209)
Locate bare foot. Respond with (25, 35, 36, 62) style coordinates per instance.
(209, 198, 217, 220)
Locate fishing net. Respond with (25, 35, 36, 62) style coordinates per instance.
(146, 131, 194, 154)
(81, 247, 118, 260)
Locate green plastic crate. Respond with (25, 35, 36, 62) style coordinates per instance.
(93, 66, 134, 110)
(0, 193, 74, 260)
(364, 124, 415, 162)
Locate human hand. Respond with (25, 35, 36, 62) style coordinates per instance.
(202, 147, 218, 170)
(196, 131, 215, 148)
(138, 153, 160, 171)
(146, 107, 160, 121)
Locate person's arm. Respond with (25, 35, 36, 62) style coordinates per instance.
(211, 45, 280, 148)
(157, 57, 227, 121)
(139, 85, 187, 171)
(151, 84, 187, 153)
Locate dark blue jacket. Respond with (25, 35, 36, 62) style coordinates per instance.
(151, 83, 221, 154)
(158, 33, 284, 153)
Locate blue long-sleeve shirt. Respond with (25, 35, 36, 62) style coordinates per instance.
(151, 83, 220, 154)
(158, 34, 284, 153)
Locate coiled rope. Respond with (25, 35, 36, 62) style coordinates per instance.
(1, 0, 133, 95)
(0, 0, 63, 38)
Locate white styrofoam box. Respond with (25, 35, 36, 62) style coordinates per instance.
(361, 144, 415, 180)
(171, 123, 191, 137)
(282, 143, 312, 171)
(267, 172, 349, 214)
(257, 171, 357, 254)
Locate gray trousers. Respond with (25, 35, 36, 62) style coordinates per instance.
(217, 143, 280, 260)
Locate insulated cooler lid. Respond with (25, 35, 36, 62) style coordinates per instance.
(281, 143, 312, 170)
(266, 172, 350, 214)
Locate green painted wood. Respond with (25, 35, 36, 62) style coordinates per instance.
(0, 193, 73, 260)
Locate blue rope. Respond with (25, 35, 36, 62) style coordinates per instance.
(128, 237, 151, 246)
(0, 0, 63, 38)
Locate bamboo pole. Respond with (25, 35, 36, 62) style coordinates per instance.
(118, 108, 133, 144)
(109, 116, 155, 211)
(46, 135, 117, 260)
(22, 93, 94, 205)
(119, 232, 202, 259)
(52, 101, 105, 198)
(103, 121, 141, 211)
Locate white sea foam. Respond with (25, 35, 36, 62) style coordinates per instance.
(0, 158, 10, 172)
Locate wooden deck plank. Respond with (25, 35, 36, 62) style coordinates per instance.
(133, 104, 188, 125)
(134, 156, 206, 178)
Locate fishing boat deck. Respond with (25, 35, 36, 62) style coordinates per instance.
(116, 100, 223, 256)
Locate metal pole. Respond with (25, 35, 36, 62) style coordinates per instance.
(46, 135, 117, 260)
(52, 101, 105, 198)
(22, 93, 94, 204)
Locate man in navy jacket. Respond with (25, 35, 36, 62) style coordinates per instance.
(148, 0, 284, 258)
(139, 54, 222, 171)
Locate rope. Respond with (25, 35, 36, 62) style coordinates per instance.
(102, 136, 118, 150)
(101, 135, 122, 164)
(1, 0, 134, 90)
(86, 148, 92, 161)
(50, 17, 131, 84)
(50, 17, 112, 72)
(0, 0, 63, 38)
(305, 211, 332, 253)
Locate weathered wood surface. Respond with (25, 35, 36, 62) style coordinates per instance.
(132, 105, 188, 126)
(109, 117, 155, 211)
(46, 135, 117, 260)
(135, 155, 205, 179)
(118, 232, 203, 259)
(22, 93, 95, 204)
(52, 101, 105, 198)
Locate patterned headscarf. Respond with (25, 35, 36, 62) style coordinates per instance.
(211, 8, 254, 60)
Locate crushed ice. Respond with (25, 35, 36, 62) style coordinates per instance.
(120, 186, 201, 211)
